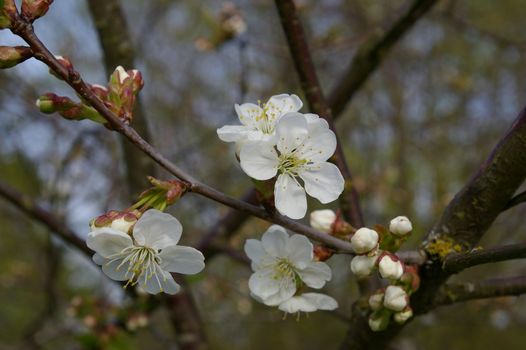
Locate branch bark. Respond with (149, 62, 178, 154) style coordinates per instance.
(433, 276, 526, 307)
(443, 242, 526, 274)
(274, 0, 364, 227)
(328, 0, 439, 117)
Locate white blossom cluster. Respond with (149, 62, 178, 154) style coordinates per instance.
(217, 94, 344, 219)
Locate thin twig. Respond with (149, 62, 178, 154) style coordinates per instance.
(9, 18, 354, 253)
(274, 0, 364, 227)
(443, 243, 526, 274)
(433, 276, 526, 307)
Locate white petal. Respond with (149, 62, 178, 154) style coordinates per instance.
(87, 228, 133, 258)
(101, 258, 130, 281)
(132, 209, 182, 250)
(248, 267, 280, 299)
(235, 103, 264, 128)
(261, 225, 289, 258)
(297, 127, 336, 163)
(301, 293, 338, 310)
(140, 268, 181, 295)
(276, 113, 309, 154)
(297, 262, 332, 289)
(258, 277, 297, 306)
(300, 162, 344, 204)
(217, 125, 249, 142)
(274, 174, 307, 219)
(265, 94, 303, 121)
(92, 253, 106, 265)
(239, 141, 279, 180)
(159, 245, 205, 275)
(278, 295, 317, 313)
(244, 239, 274, 269)
(286, 234, 313, 269)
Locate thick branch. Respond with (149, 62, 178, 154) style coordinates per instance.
(433, 276, 526, 307)
(0, 180, 91, 255)
(328, 0, 438, 117)
(443, 243, 526, 274)
(504, 190, 526, 211)
(87, 0, 156, 196)
(274, 0, 364, 227)
(9, 19, 354, 253)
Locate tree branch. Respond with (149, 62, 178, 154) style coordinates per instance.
(433, 276, 526, 307)
(443, 243, 526, 274)
(328, 0, 439, 117)
(0, 180, 91, 255)
(504, 190, 526, 211)
(9, 18, 354, 253)
(274, 0, 364, 227)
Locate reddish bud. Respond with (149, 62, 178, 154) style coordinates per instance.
(0, 46, 33, 69)
(313, 245, 334, 262)
(21, 0, 53, 22)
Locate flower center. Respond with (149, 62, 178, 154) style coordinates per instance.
(108, 246, 165, 291)
(278, 153, 307, 176)
(254, 102, 279, 134)
(273, 258, 303, 289)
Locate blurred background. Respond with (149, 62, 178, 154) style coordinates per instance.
(1, 0, 526, 348)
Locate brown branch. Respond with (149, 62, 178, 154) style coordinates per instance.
(433, 276, 526, 307)
(504, 190, 526, 211)
(0, 180, 92, 256)
(443, 243, 526, 274)
(8, 18, 355, 254)
(328, 0, 439, 117)
(274, 0, 364, 227)
(86, 0, 156, 197)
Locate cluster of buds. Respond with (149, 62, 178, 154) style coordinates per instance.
(132, 176, 188, 212)
(89, 209, 141, 235)
(1, 0, 53, 29)
(342, 215, 417, 331)
(36, 65, 143, 127)
(310, 209, 356, 262)
(195, 2, 247, 51)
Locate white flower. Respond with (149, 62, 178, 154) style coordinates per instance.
(389, 216, 413, 236)
(378, 254, 404, 280)
(278, 293, 338, 314)
(240, 113, 344, 219)
(368, 290, 385, 311)
(309, 209, 336, 233)
(87, 209, 205, 295)
(350, 251, 380, 277)
(393, 308, 413, 324)
(217, 94, 303, 144)
(244, 225, 332, 306)
(383, 285, 408, 311)
(350, 228, 379, 254)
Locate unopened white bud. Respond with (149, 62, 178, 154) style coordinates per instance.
(393, 308, 413, 324)
(368, 291, 385, 311)
(378, 254, 404, 280)
(115, 65, 130, 84)
(110, 217, 136, 233)
(389, 216, 413, 236)
(368, 311, 389, 332)
(310, 209, 336, 233)
(350, 228, 379, 254)
(350, 252, 379, 277)
(384, 285, 408, 312)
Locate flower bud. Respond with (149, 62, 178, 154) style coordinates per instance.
(309, 209, 336, 233)
(0, 46, 33, 69)
(368, 310, 390, 332)
(383, 285, 408, 312)
(89, 210, 140, 234)
(115, 65, 130, 84)
(313, 245, 333, 262)
(0, 0, 17, 29)
(368, 290, 385, 311)
(393, 307, 413, 324)
(389, 216, 412, 236)
(350, 227, 379, 254)
(350, 251, 379, 277)
(378, 254, 404, 280)
(21, 0, 53, 22)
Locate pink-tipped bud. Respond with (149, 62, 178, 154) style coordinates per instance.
(89, 210, 140, 234)
(378, 253, 404, 280)
(21, 0, 53, 22)
(350, 227, 379, 254)
(383, 285, 409, 312)
(0, 46, 33, 69)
